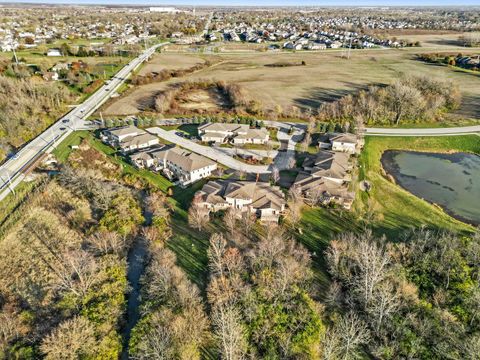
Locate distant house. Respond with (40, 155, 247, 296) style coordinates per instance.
(199, 123, 249, 143)
(47, 48, 62, 57)
(195, 180, 286, 222)
(130, 146, 217, 186)
(101, 125, 143, 146)
(101, 125, 159, 153)
(51, 62, 69, 72)
(43, 71, 59, 81)
(120, 133, 159, 153)
(198, 123, 269, 144)
(232, 128, 269, 145)
(318, 132, 359, 154)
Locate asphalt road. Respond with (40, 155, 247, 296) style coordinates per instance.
(0, 42, 169, 201)
(364, 125, 480, 136)
(147, 127, 272, 173)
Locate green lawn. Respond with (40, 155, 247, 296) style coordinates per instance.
(52, 130, 90, 162)
(167, 181, 217, 290)
(293, 135, 479, 295)
(292, 207, 361, 293)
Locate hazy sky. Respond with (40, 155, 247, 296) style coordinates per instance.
(2, 0, 479, 5)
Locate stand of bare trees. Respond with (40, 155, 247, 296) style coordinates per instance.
(129, 238, 210, 359)
(323, 229, 480, 359)
(0, 75, 73, 162)
(317, 75, 461, 126)
(207, 225, 325, 359)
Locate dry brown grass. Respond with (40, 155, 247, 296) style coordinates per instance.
(104, 45, 480, 121)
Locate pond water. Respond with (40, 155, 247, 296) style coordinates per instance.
(381, 150, 480, 226)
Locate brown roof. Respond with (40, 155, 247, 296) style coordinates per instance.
(197, 180, 286, 211)
(294, 172, 354, 199)
(199, 122, 249, 134)
(121, 133, 158, 147)
(109, 125, 144, 137)
(234, 128, 269, 140)
(158, 147, 216, 172)
(302, 150, 351, 180)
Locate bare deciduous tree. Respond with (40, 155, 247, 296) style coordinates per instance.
(41, 317, 97, 360)
(212, 304, 246, 360)
(54, 249, 99, 298)
(88, 230, 127, 256)
(287, 185, 303, 226)
(305, 187, 323, 206)
(132, 325, 173, 360)
(188, 203, 210, 231)
(367, 281, 401, 332)
(209, 233, 228, 278)
(335, 312, 370, 360)
(223, 208, 238, 236)
(241, 209, 255, 236)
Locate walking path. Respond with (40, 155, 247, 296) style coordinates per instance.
(364, 125, 480, 136)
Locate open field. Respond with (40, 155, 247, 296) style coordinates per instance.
(103, 46, 480, 122)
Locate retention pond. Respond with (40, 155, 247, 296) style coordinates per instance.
(381, 150, 480, 226)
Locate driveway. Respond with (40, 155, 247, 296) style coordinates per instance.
(273, 126, 304, 170)
(147, 127, 271, 174)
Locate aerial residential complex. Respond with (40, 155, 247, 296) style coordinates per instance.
(1, 4, 478, 359)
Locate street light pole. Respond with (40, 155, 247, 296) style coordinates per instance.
(2, 170, 16, 196)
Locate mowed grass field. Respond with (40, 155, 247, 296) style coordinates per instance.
(103, 45, 480, 121)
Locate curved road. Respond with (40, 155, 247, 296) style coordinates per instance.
(365, 125, 480, 136)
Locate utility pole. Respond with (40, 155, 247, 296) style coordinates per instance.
(12, 46, 19, 65)
(347, 35, 353, 60)
(3, 170, 16, 196)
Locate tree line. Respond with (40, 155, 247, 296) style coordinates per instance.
(317, 75, 461, 126)
(323, 228, 480, 359)
(0, 75, 74, 162)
